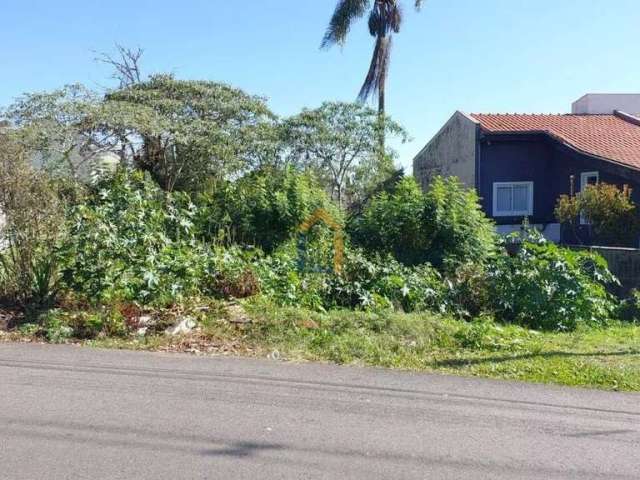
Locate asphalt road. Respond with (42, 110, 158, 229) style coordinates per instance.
(0, 344, 639, 479)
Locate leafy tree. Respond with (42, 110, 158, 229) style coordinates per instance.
(321, 0, 424, 149)
(3, 75, 279, 191)
(100, 74, 279, 191)
(283, 101, 407, 207)
(350, 176, 496, 270)
(2, 84, 111, 179)
(555, 182, 639, 246)
(195, 166, 335, 253)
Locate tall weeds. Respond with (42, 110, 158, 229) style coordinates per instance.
(0, 133, 67, 312)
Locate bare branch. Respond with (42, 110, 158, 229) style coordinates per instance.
(95, 44, 144, 88)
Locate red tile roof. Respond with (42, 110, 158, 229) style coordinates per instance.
(470, 113, 640, 171)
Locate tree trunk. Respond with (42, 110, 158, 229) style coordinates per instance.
(377, 34, 386, 159)
(377, 86, 386, 161)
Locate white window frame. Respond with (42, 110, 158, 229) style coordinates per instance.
(580, 171, 599, 225)
(492, 181, 534, 217)
(580, 171, 599, 191)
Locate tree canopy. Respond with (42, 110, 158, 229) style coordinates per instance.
(283, 101, 407, 207)
(3, 75, 279, 190)
(102, 74, 277, 190)
(2, 70, 408, 201)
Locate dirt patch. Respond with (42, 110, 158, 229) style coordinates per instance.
(155, 332, 256, 356)
(0, 309, 22, 332)
(224, 302, 252, 326)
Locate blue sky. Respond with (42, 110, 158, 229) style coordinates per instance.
(2, 0, 640, 170)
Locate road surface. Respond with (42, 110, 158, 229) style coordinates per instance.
(0, 343, 639, 479)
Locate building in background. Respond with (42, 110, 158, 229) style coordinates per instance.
(413, 94, 640, 244)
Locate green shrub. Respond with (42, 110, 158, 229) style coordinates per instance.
(37, 306, 130, 340)
(205, 246, 261, 299)
(0, 134, 68, 310)
(423, 176, 497, 271)
(255, 244, 447, 313)
(252, 218, 347, 311)
(349, 177, 425, 264)
(349, 176, 496, 270)
(60, 169, 211, 305)
(616, 289, 640, 323)
(17, 322, 40, 336)
(64, 311, 104, 339)
(326, 248, 446, 312)
(195, 166, 335, 252)
(555, 182, 639, 247)
(42, 311, 74, 343)
(445, 263, 492, 319)
(488, 237, 618, 330)
(100, 308, 129, 337)
(254, 248, 327, 310)
(0, 246, 62, 311)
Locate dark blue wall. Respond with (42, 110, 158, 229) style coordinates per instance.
(477, 133, 640, 243)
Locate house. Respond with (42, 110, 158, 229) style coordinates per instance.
(413, 94, 640, 244)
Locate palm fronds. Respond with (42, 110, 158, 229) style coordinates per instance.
(368, 1, 402, 36)
(322, 1, 424, 108)
(321, 0, 371, 48)
(358, 35, 391, 104)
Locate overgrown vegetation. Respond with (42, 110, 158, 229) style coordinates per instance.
(488, 234, 618, 330)
(0, 133, 70, 312)
(195, 166, 335, 252)
(349, 176, 496, 269)
(0, 163, 620, 333)
(0, 53, 637, 391)
(60, 170, 213, 305)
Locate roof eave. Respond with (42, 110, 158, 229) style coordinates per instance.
(480, 128, 640, 174)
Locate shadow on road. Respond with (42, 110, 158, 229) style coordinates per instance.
(564, 429, 636, 438)
(201, 441, 284, 458)
(433, 349, 640, 368)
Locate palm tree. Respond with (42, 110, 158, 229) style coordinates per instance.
(322, 1, 423, 149)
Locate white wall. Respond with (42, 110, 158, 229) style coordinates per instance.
(413, 111, 478, 190)
(495, 223, 561, 243)
(572, 94, 640, 115)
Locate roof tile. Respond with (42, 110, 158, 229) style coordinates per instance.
(470, 113, 640, 170)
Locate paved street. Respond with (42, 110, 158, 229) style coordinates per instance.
(0, 344, 638, 479)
